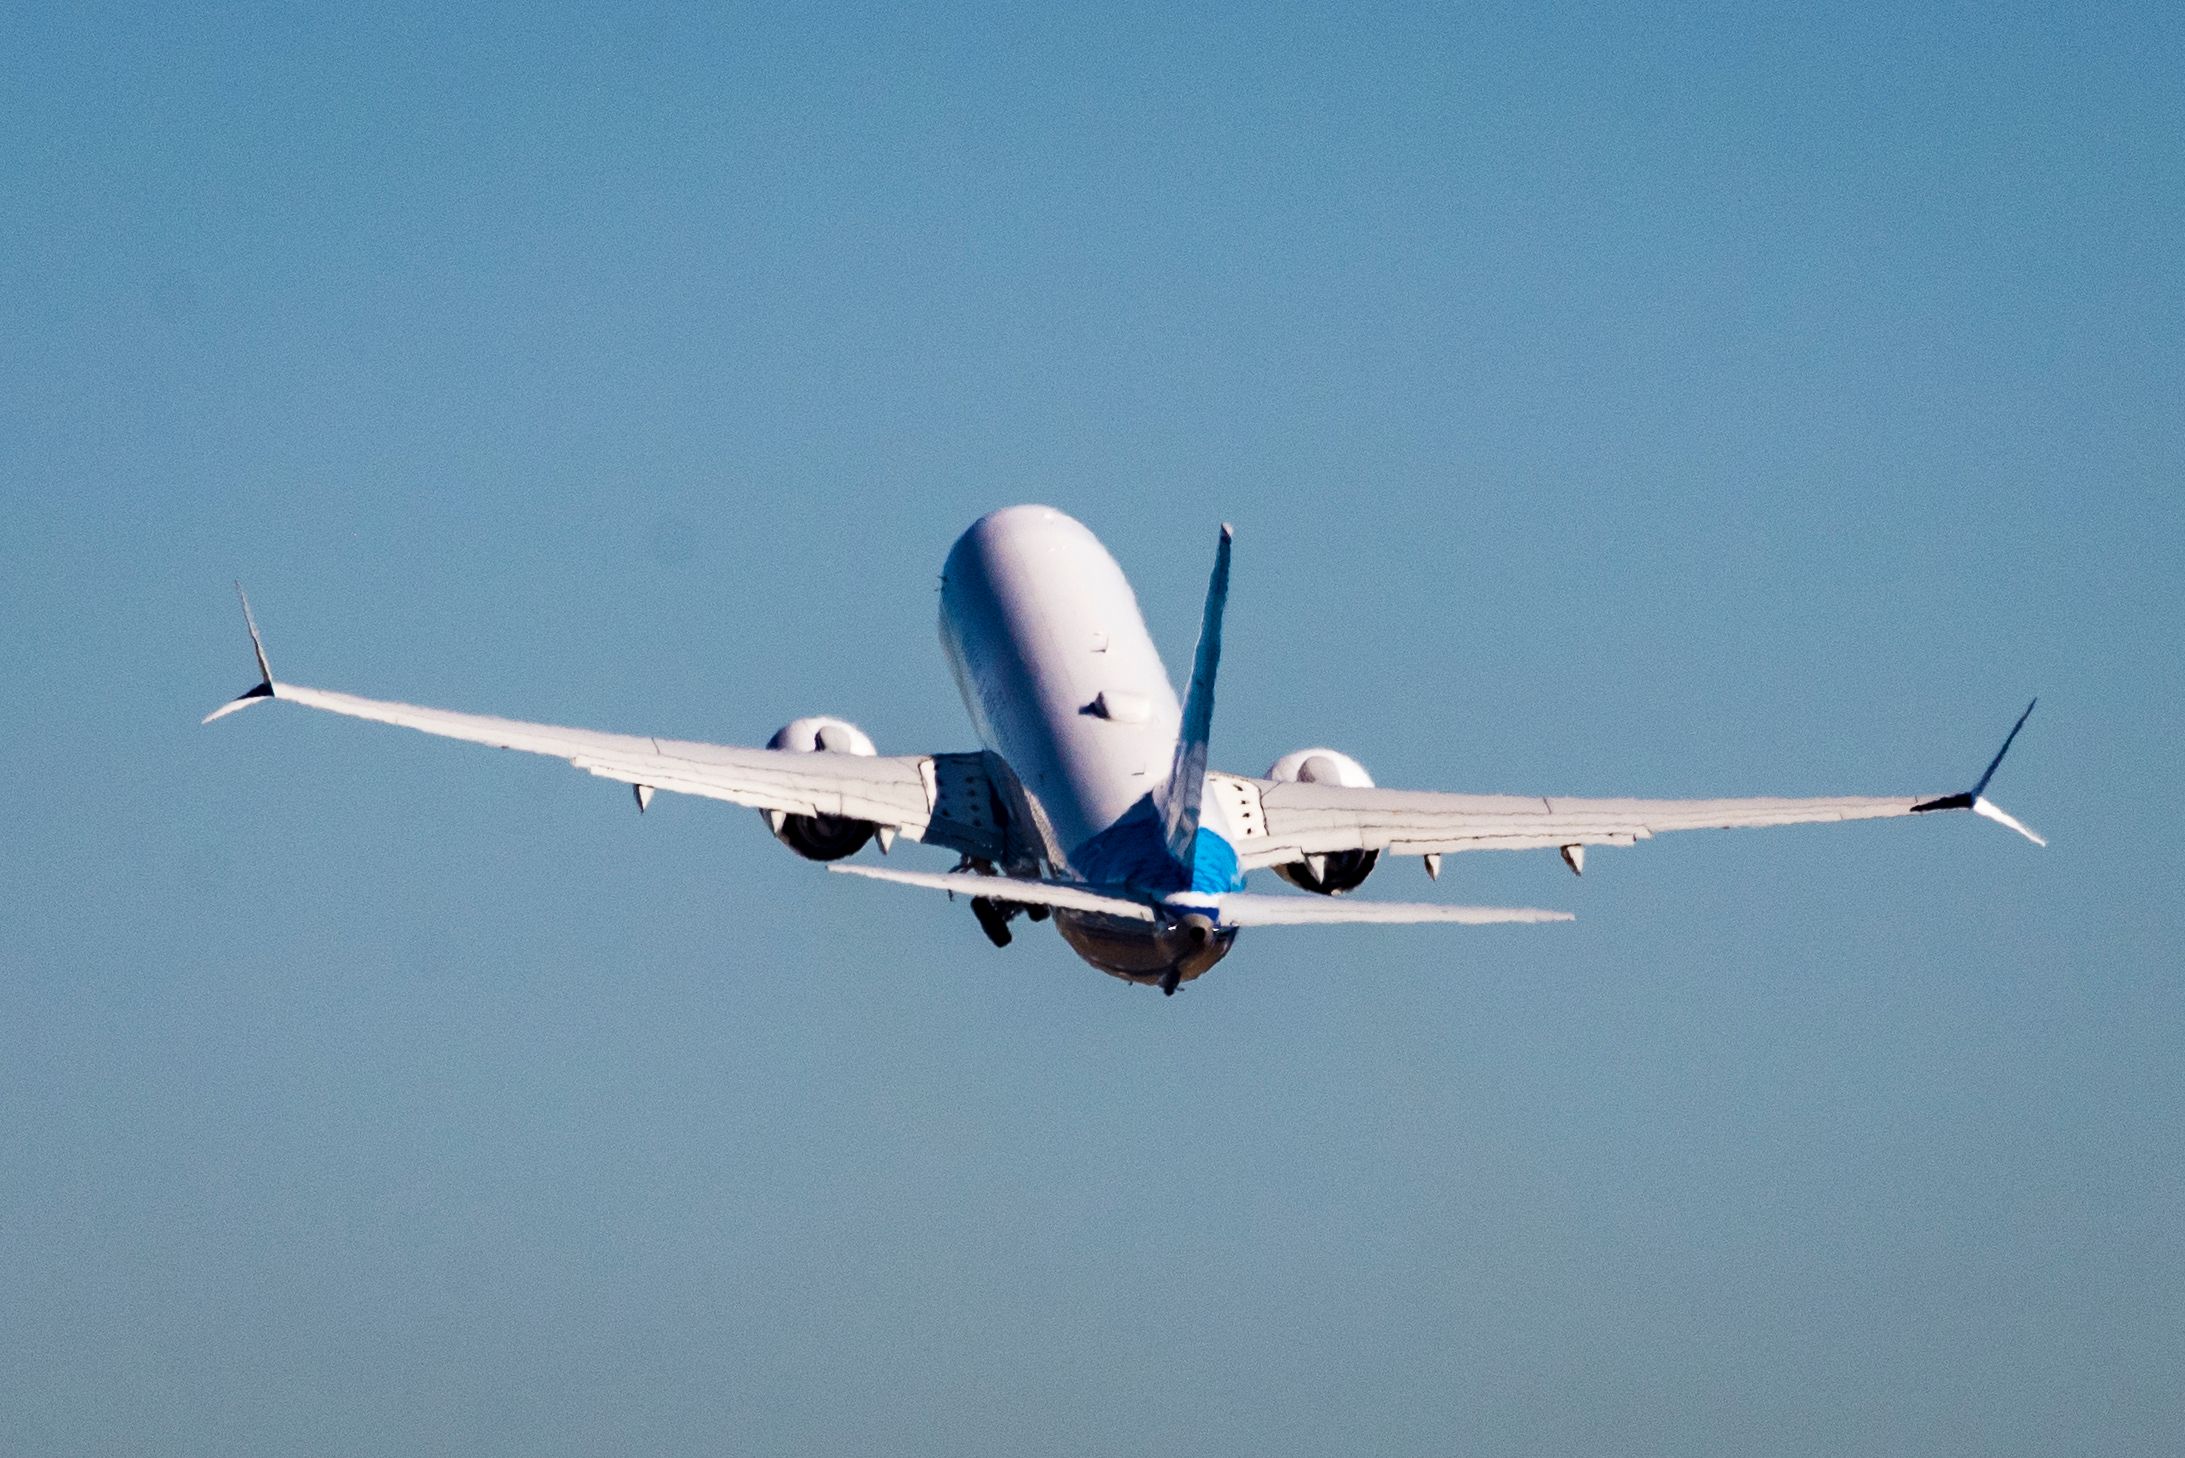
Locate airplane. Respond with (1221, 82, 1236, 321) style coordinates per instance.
(206, 504, 2043, 995)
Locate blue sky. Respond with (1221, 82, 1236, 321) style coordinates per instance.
(4, 3, 2180, 1452)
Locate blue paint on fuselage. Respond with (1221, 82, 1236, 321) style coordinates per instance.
(1189, 827, 1242, 895)
(1070, 797, 1247, 897)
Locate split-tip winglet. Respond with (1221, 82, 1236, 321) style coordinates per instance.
(1911, 699, 2045, 846)
(202, 582, 279, 724)
(1972, 797, 2046, 847)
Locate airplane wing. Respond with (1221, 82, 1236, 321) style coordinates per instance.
(1209, 703, 2044, 872)
(202, 591, 1007, 861)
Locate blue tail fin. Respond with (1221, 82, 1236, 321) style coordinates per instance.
(1161, 523, 1233, 870)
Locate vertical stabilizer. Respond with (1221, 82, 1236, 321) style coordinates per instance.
(1161, 524, 1233, 869)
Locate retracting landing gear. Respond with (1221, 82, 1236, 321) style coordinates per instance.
(953, 855, 1021, 949)
(952, 861, 1026, 953)
(971, 896, 1016, 949)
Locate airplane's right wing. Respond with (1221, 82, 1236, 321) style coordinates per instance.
(1224, 781, 1967, 866)
(1209, 703, 2044, 872)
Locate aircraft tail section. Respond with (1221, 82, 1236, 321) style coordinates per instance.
(1160, 523, 1233, 876)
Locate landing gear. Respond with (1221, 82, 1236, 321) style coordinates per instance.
(954, 856, 1026, 949)
(971, 896, 1015, 948)
(1158, 967, 1182, 997)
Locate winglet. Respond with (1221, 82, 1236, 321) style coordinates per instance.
(202, 582, 280, 724)
(1912, 699, 2044, 845)
(1971, 697, 2044, 845)
(1971, 796, 2045, 846)
(1972, 697, 2036, 800)
(1161, 522, 1233, 868)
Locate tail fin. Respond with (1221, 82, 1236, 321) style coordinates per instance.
(1161, 523, 1233, 867)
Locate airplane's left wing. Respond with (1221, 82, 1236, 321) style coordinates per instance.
(202, 592, 1005, 860)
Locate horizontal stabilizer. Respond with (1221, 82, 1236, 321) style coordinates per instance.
(1171, 892, 1573, 927)
(829, 863, 1157, 920)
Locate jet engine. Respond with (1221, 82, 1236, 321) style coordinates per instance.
(762, 716, 880, 861)
(1266, 747, 1380, 894)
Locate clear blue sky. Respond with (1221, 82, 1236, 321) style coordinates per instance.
(4, 2, 2179, 1452)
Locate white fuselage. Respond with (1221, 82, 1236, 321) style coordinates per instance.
(937, 505, 1237, 983)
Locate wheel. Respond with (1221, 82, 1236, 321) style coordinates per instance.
(971, 897, 1014, 948)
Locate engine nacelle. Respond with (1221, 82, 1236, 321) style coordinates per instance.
(1266, 747, 1380, 895)
(763, 716, 879, 861)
